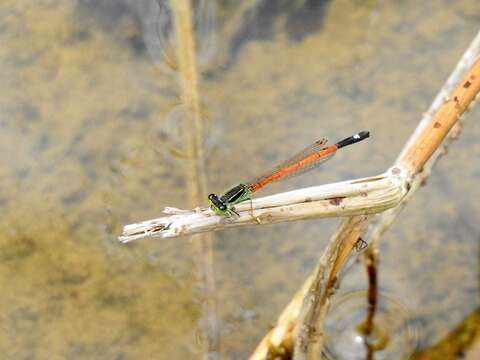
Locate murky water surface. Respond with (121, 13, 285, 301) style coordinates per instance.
(0, 1, 479, 359)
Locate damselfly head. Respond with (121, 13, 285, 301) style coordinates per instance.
(208, 194, 228, 215)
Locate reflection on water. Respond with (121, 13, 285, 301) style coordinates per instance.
(324, 290, 418, 360)
(0, 0, 479, 359)
(140, 0, 217, 73)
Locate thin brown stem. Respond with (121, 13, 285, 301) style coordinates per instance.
(360, 246, 379, 360)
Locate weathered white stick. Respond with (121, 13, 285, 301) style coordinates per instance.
(118, 166, 409, 243)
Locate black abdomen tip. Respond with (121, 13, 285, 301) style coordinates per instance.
(336, 131, 370, 149)
(355, 131, 370, 140)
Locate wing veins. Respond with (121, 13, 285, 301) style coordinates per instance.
(246, 138, 332, 187)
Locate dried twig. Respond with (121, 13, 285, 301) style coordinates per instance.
(339, 29, 480, 360)
(370, 30, 480, 246)
(293, 216, 372, 360)
(250, 32, 480, 359)
(119, 170, 408, 242)
(292, 55, 480, 360)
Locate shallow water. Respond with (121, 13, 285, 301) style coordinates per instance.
(0, 1, 479, 359)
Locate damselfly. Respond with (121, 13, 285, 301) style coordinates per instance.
(208, 131, 370, 216)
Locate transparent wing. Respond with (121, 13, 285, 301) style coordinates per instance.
(261, 152, 335, 182)
(246, 138, 335, 188)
